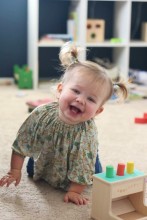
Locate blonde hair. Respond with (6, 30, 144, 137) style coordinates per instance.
(59, 41, 128, 102)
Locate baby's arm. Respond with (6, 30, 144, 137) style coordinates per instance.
(64, 182, 89, 205)
(0, 150, 24, 187)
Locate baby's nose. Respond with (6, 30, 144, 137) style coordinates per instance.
(76, 96, 85, 104)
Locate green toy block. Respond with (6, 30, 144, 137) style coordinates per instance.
(18, 69, 33, 89)
(13, 65, 21, 84)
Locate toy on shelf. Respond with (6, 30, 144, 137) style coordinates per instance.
(134, 112, 147, 124)
(26, 98, 53, 112)
(110, 38, 123, 43)
(91, 162, 147, 220)
(86, 19, 105, 42)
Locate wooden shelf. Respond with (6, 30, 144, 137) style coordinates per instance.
(28, 0, 147, 88)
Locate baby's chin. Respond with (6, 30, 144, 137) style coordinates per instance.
(59, 113, 83, 125)
(59, 108, 90, 125)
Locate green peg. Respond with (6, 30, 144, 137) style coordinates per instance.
(106, 165, 114, 178)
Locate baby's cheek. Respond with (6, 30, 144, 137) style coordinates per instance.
(86, 107, 95, 118)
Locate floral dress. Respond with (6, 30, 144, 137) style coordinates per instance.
(12, 102, 99, 191)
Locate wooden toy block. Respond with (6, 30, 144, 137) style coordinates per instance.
(91, 167, 147, 220)
(86, 19, 105, 42)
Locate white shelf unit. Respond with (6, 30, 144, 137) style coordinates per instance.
(28, 0, 147, 89)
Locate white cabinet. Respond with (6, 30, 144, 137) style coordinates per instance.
(28, 0, 147, 89)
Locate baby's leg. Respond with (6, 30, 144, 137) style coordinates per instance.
(26, 158, 34, 177)
(95, 154, 102, 173)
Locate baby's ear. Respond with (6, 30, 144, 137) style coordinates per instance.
(57, 83, 63, 93)
(56, 83, 63, 98)
(95, 106, 104, 116)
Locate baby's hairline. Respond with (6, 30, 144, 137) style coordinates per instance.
(61, 63, 109, 82)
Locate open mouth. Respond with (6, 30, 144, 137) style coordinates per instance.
(70, 105, 82, 114)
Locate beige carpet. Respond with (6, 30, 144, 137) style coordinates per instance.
(0, 83, 147, 220)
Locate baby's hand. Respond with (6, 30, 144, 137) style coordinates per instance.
(0, 169, 21, 187)
(64, 191, 89, 205)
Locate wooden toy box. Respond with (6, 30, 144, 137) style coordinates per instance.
(87, 19, 105, 42)
(91, 170, 147, 220)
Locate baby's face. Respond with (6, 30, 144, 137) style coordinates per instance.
(57, 70, 107, 125)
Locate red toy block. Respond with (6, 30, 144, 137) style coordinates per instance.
(134, 117, 147, 124)
(144, 113, 147, 118)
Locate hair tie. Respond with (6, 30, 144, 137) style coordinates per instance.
(113, 83, 119, 91)
(71, 56, 79, 64)
(71, 50, 79, 64)
(112, 83, 119, 100)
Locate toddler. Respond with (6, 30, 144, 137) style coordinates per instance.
(0, 42, 128, 205)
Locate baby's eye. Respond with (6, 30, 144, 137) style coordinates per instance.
(71, 88, 80, 94)
(88, 97, 96, 103)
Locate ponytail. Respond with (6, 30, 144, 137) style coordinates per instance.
(113, 81, 128, 100)
(59, 41, 83, 69)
